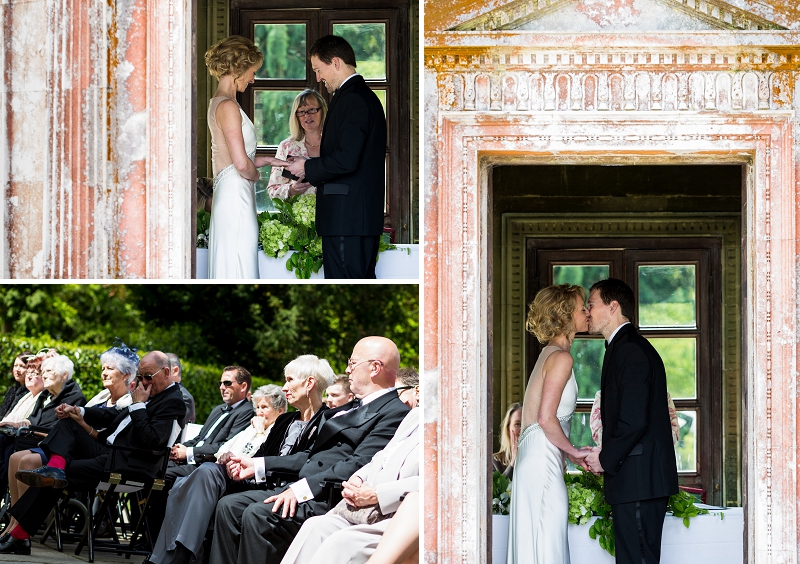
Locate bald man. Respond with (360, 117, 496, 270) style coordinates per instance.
(209, 337, 409, 564)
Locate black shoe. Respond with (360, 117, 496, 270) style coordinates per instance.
(0, 533, 8, 544)
(0, 535, 31, 555)
(16, 466, 68, 488)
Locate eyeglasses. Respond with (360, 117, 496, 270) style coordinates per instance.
(347, 358, 384, 370)
(295, 107, 320, 117)
(396, 385, 415, 396)
(219, 380, 236, 387)
(136, 367, 166, 382)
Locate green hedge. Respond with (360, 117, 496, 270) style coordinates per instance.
(0, 336, 280, 423)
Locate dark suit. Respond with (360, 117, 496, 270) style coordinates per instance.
(209, 391, 409, 564)
(598, 323, 678, 564)
(9, 384, 186, 536)
(178, 383, 196, 425)
(304, 74, 387, 279)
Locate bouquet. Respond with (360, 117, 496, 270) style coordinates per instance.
(258, 195, 322, 279)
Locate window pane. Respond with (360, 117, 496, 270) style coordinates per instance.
(647, 337, 696, 399)
(572, 338, 604, 401)
(675, 409, 697, 473)
(332, 23, 386, 80)
(254, 90, 301, 147)
(254, 172, 277, 214)
(553, 265, 610, 296)
(638, 265, 697, 329)
(374, 88, 387, 115)
(254, 24, 307, 79)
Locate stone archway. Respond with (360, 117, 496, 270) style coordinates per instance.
(424, 29, 800, 564)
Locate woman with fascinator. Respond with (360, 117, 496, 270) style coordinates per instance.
(2, 341, 139, 540)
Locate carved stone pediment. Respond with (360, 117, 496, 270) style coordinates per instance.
(453, 0, 785, 31)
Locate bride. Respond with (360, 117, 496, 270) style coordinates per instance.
(507, 284, 592, 564)
(205, 36, 289, 279)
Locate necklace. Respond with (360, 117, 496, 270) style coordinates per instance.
(304, 138, 321, 148)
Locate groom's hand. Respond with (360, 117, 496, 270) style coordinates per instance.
(585, 448, 604, 474)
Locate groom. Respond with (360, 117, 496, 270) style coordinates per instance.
(584, 278, 678, 564)
(286, 35, 387, 279)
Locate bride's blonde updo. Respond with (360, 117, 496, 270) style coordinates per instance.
(525, 284, 586, 343)
(205, 35, 263, 79)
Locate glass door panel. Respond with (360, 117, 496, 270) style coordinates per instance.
(638, 264, 697, 329)
(331, 23, 387, 80)
(647, 337, 697, 399)
(253, 90, 302, 148)
(253, 23, 307, 79)
(552, 264, 609, 295)
(675, 409, 698, 473)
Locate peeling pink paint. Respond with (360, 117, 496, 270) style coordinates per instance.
(577, 0, 640, 28)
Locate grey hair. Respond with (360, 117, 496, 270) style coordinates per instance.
(252, 384, 287, 412)
(42, 354, 75, 380)
(100, 350, 139, 385)
(396, 367, 419, 387)
(284, 355, 335, 391)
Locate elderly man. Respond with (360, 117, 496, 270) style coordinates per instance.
(209, 336, 409, 564)
(0, 351, 185, 555)
(281, 369, 419, 564)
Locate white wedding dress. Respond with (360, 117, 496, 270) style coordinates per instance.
(507, 345, 578, 564)
(207, 97, 259, 279)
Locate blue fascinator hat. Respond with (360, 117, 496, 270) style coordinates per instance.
(102, 338, 140, 367)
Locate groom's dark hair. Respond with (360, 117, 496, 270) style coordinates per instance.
(309, 35, 357, 67)
(590, 278, 635, 322)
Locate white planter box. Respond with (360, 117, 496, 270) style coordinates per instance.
(257, 250, 325, 280)
(494, 508, 742, 564)
(196, 244, 420, 280)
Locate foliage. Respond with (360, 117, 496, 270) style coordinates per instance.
(258, 196, 322, 279)
(492, 471, 512, 515)
(0, 285, 419, 421)
(667, 489, 709, 528)
(564, 469, 710, 556)
(197, 209, 211, 249)
(565, 469, 615, 555)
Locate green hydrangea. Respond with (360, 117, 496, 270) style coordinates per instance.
(292, 195, 316, 228)
(259, 219, 293, 258)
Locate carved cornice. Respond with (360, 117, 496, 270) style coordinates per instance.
(428, 55, 797, 111)
(452, 0, 784, 31)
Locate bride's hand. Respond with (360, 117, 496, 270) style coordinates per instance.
(254, 156, 290, 168)
(567, 449, 591, 471)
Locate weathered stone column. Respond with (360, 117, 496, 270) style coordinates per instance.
(1, 0, 194, 278)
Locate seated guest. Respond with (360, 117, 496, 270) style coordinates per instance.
(5, 343, 138, 536)
(394, 368, 418, 409)
(325, 374, 354, 408)
(0, 351, 186, 556)
(167, 366, 254, 480)
(0, 353, 49, 428)
(0, 352, 33, 420)
(214, 384, 287, 460)
(168, 353, 195, 426)
(147, 355, 333, 564)
(492, 402, 522, 480)
(84, 341, 139, 410)
(281, 370, 419, 564)
(209, 337, 410, 564)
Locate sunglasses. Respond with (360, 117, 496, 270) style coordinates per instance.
(396, 385, 415, 396)
(219, 380, 236, 387)
(136, 366, 166, 381)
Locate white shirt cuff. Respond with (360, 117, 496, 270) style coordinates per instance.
(129, 402, 146, 412)
(254, 458, 267, 483)
(78, 407, 85, 417)
(290, 478, 314, 504)
(186, 447, 195, 465)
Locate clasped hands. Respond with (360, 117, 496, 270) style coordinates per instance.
(566, 446, 604, 475)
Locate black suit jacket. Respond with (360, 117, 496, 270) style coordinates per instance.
(82, 383, 186, 477)
(183, 400, 254, 463)
(256, 391, 408, 500)
(304, 75, 387, 237)
(598, 324, 679, 505)
(254, 406, 329, 459)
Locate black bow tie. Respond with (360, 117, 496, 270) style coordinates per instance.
(221, 405, 231, 412)
(351, 398, 362, 409)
